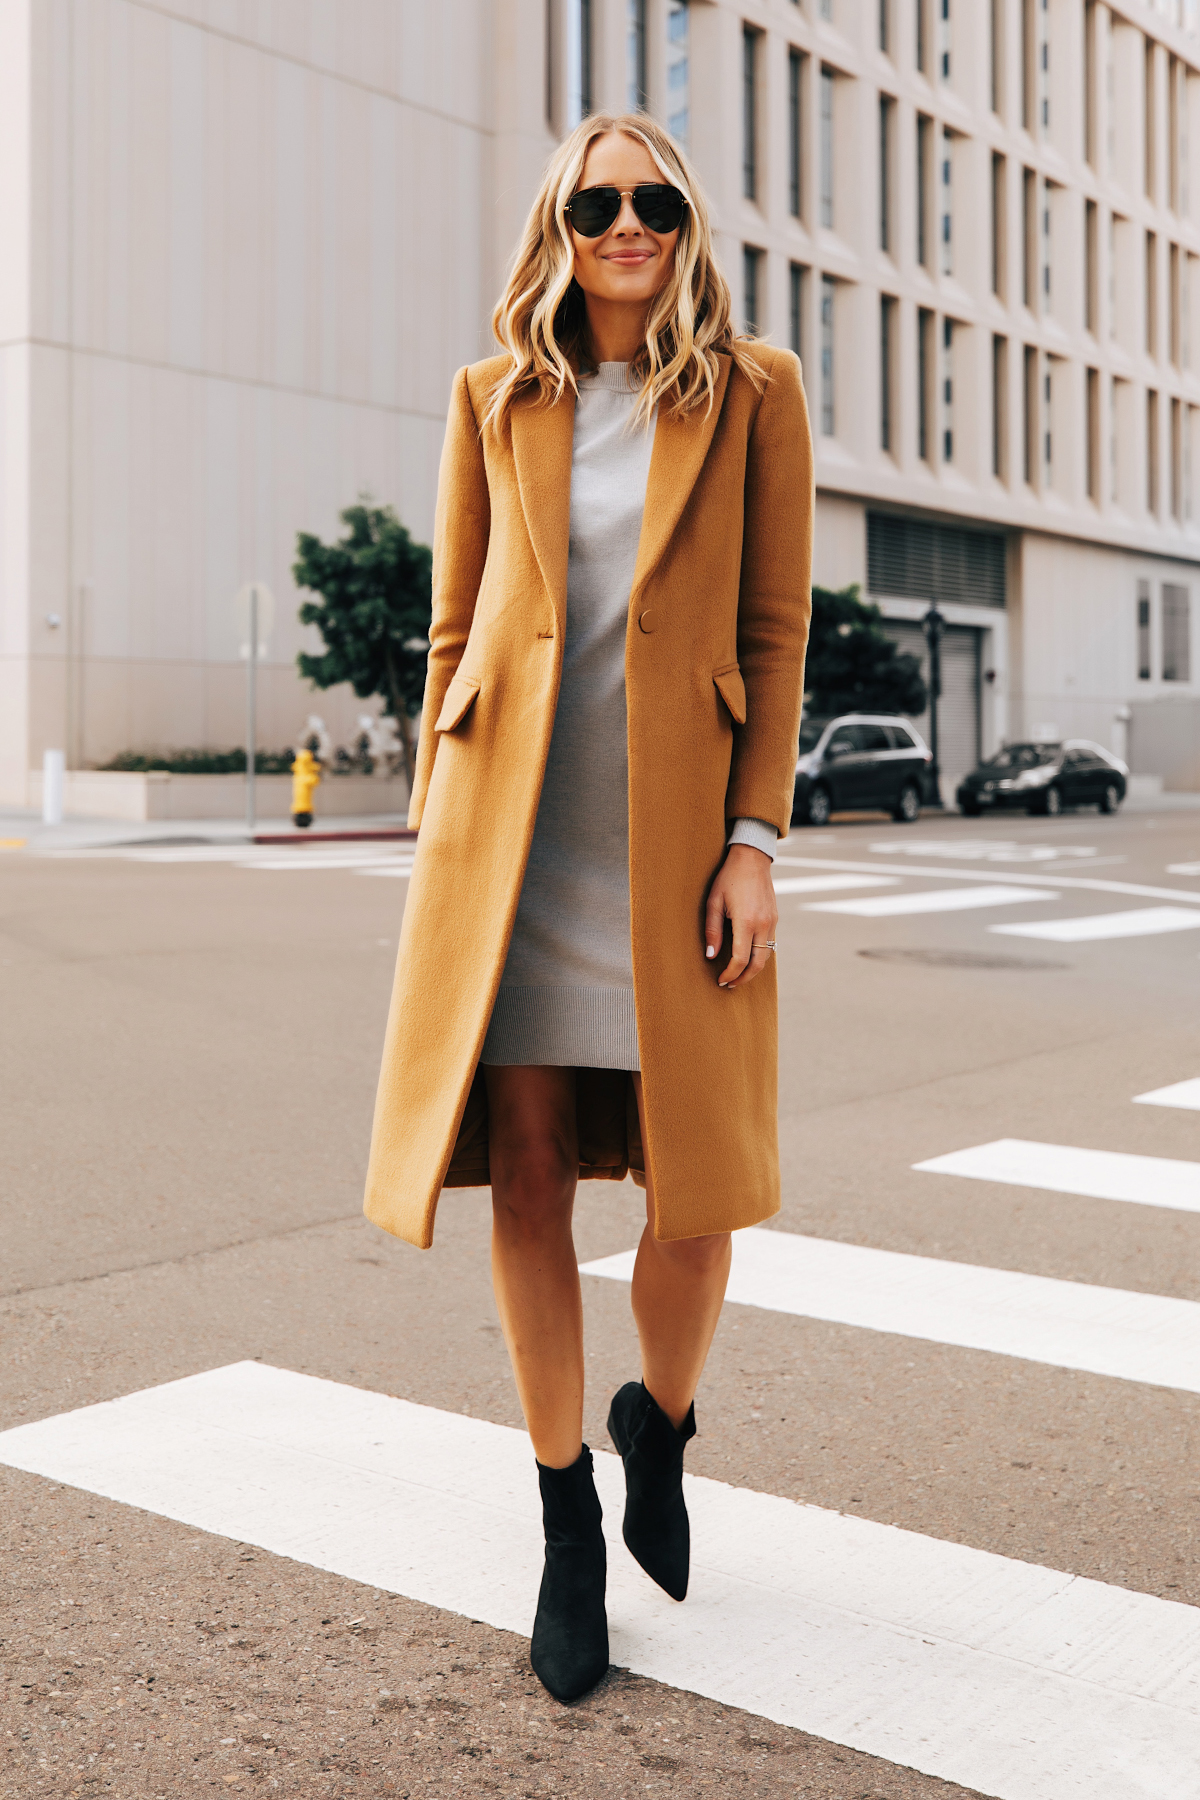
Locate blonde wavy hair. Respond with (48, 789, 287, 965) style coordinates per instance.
(484, 113, 763, 434)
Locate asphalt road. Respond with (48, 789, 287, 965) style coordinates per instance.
(2, 799, 1199, 1799)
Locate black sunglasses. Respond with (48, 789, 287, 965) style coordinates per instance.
(565, 183, 689, 237)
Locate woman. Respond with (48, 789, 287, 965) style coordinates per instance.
(365, 113, 812, 1702)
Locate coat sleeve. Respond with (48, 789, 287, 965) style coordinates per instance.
(407, 366, 492, 828)
(726, 348, 814, 839)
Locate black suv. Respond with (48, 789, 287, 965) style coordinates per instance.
(792, 713, 934, 827)
(956, 740, 1128, 816)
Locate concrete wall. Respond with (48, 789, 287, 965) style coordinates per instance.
(1, 0, 554, 803)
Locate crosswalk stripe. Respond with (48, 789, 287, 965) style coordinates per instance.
(1134, 1078, 1200, 1112)
(914, 1138, 1200, 1214)
(806, 883, 1056, 917)
(580, 1231, 1200, 1395)
(0, 1362, 1195, 1800)
(771, 873, 900, 895)
(992, 906, 1200, 942)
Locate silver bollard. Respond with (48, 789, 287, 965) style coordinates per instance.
(42, 748, 65, 825)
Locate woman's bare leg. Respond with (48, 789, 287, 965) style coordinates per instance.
(628, 1073, 732, 1428)
(486, 1065, 584, 1470)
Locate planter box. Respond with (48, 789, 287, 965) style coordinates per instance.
(25, 769, 410, 822)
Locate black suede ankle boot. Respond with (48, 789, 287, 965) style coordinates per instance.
(607, 1381, 696, 1602)
(530, 1446, 609, 1703)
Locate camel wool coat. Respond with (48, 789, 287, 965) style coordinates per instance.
(364, 342, 813, 1249)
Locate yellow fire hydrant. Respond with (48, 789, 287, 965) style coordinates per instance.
(290, 747, 321, 828)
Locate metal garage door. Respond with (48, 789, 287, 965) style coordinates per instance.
(882, 620, 982, 798)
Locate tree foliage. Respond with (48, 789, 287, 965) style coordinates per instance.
(805, 584, 928, 718)
(293, 502, 432, 783)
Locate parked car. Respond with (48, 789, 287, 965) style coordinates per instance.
(792, 714, 934, 827)
(956, 740, 1128, 816)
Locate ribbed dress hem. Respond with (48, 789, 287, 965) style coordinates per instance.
(480, 985, 640, 1071)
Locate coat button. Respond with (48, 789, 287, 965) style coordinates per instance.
(638, 610, 657, 634)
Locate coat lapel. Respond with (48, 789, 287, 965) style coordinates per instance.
(631, 354, 732, 603)
(509, 386, 576, 635)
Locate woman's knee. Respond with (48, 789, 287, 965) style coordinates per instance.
(648, 1230, 732, 1277)
(491, 1130, 577, 1231)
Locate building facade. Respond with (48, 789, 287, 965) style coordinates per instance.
(4, 0, 1200, 805)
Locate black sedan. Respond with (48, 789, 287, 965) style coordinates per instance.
(793, 713, 934, 826)
(956, 740, 1128, 817)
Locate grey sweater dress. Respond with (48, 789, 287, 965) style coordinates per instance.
(480, 362, 777, 1073)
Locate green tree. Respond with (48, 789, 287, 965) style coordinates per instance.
(804, 583, 927, 718)
(293, 501, 432, 787)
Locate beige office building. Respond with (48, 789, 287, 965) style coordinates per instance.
(3, 0, 1200, 808)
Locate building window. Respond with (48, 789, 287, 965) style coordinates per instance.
(939, 0, 951, 82)
(990, 0, 1002, 115)
(560, 0, 593, 129)
(743, 27, 759, 201)
(917, 0, 928, 74)
(940, 128, 953, 276)
(819, 67, 834, 229)
(1085, 200, 1098, 332)
(789, 262, 805, 361)
(743, 246, 763, 337)
(942, 315, 954, 462)
(1084, 1, 1096, 166)
(1044, 365, 1053, 482)
(879, 97, 892, 251)
(627, 0, 647, 109)
(819, 0, 832, 17)
(1146, 232, 1157, 357)
(917, 115, 931, 266)
(1170, 241, 1181, 365)
(1022, 168, 1036, 308)
(1023, 344, 1037, 485)
(1163, 584, 1191, 682)
(1172, 396, 1183, 519)
(788, 49, 803, 219)
(1148, 388, 1160, 514)
(918, 307, 934, 462)
(1087, 367, 1100, 500)
(1145, 39, 1156, 201)
(820, 276, 835, 435)
(1022, 0, 1035, 130)
(993, 335, 1007, 479)
(991, 154, 1005, 297)
(879, 0, 889, 54)
(1137, 583, 1152, 679)
(880, 295, 896, 452)
(666, 2, 689, 146)
(1042, 185, 1051, 303)
(1169, 54, 1180, 213)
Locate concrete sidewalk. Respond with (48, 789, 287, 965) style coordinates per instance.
(0, 809, 412, 854)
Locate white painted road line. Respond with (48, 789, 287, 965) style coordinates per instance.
(993, 906, 1200, 942)
(772, 873, 901, 895)
(868, 840, 1100, 863)
(761, 854, 1200, 908)
(1, 1365, 1196, 1800)
(1168, 862, 1200, 876)
(581, 1231, 1200, 1396)
(914, 1138, 1200, 1215)
(806, 884, 1056, 918)
(1134, 1078, 1200, 1112)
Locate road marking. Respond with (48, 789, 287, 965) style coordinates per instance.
(992, 906, 1200, 942)
(869, 840, 1100, 863)
(1168, 862, 1200, 876)
(760, 855, 1200, 908)
(51, 844, 415, 876)
(581, 1231, 1200, 1395)
(0, 1363, 1196, 1800)
(772, 874, 901, 895)
(914, 1139, 1200, 1214)
(1134, 1078, 1200, 1112)
(806, 884, 1055, 918)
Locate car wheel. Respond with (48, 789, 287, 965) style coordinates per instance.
(960, 799, 982, 817)
(1044, 785, 1063, 816)
(1099, 782, 1122, 814)
(805, 785, 832, 827)
(893, 782, 922, 823)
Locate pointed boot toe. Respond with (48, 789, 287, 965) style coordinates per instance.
(529, 1446, 609, 1703)
(607, 1381, 695, 1603)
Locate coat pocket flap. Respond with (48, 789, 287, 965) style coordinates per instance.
(434, 674, 481, 733)
(712, 664, 747, 725)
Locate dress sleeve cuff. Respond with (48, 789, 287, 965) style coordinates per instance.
(727, 817, 779, 861)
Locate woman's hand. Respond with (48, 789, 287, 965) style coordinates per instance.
(704, 844, 778, 990)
